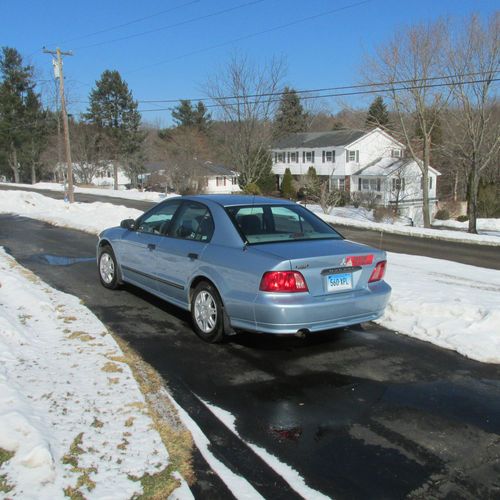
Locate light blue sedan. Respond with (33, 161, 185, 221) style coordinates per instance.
(97, 195, 391, 342)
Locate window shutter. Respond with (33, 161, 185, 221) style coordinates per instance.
(429, 177, 433, 189)
(322, 151, 325, 163)
(303, 151, 305, 163)
(346, 150, 349, 162)
(274, 153, 277, 163)
(377, 179, 381, 192)
(332, 151, 336, 163)
(312, 151, 315, 163)
(358, 178, 361, 190)
(296, 151, 299, 162)
(355, 150, 359, 163)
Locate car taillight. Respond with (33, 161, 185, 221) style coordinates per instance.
(346, 254, 374, 266)
(369, 260, 387, 283)
(259, 271, 309, 293)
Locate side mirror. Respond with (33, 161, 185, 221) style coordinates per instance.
(120, 219, 136, 230)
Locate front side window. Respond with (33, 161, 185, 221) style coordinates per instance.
(137, 200, 181, 235)
(168, 202, 214, 241)
(226, 204, 342, 245)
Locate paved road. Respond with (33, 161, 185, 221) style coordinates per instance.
(2, 214, 500, 499)
(1, 184, 498, 269)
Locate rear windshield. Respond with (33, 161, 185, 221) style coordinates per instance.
(226, 204, 342, 245)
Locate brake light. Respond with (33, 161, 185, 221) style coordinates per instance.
(369, 260, 387, 283)
(259, 271, 309, 293)
(346, 254, 374, 266)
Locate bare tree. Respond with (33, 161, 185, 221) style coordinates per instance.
(444, 13, 500, 233)
(365, 20, 451, 227)
(205, 54, 286, 186)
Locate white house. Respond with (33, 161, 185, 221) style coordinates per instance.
(271, 128, 440, 223)
(202, 163, 241, 195)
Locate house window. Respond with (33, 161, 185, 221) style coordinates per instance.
(216, 177, 226, 187)
(338, 178, 345, 190)
(347, 150, 359, 162)
(392, 178, 405, 191)
(429, 177, 433, 189)
(362, 179, 369, 190)
(326, 151, 335, 162)
(277, 152, 284, 163)
(391, 149, 402, 158)
(231, 177, 238, 185)
(305, 151, 314, 163)
(290, 152, 297, 163)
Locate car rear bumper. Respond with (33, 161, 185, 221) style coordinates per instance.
(250, 281, 391, 334)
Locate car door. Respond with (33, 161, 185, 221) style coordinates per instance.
(119, 199, 182, 293)
(155, 201, 215, 308)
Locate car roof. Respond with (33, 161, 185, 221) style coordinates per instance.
(182, 194, 295, 208)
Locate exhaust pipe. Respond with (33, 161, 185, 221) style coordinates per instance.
(295, 329, 309, 338)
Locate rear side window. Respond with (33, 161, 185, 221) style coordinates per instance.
(168, 202, 214, 241)
(226, 204, 342, 244)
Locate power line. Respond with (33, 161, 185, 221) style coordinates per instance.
(71, 0, 266, 51)
(44, 0, 200, 47)
(136, 77, 500, 112)
(124, 0, 373, 75)
(136, 71, 498, 104)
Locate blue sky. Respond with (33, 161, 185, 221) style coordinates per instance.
(2, 0, 497, 125)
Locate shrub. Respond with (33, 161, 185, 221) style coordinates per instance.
(456, 215, 468, 222)
(434, 209, 450, 220)
(243, 182, 262, 195)
(281, 168, 295, 199)
(373, 206, 395, 223)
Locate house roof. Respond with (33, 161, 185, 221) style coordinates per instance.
(272, 129, 366, 149)
(202, 162, 237, 176)
(352, 157, 441, 176)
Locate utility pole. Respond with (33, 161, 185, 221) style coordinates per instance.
(43, 47, 74, 202)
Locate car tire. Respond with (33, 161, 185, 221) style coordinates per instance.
(191, 281, 225, 343)
(98, 245, 120, 290)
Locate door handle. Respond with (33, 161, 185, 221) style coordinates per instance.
(188, 253, 198, 260)
(148, 243, 156, 251)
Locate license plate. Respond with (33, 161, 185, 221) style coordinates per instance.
(327, 272, 352, 292)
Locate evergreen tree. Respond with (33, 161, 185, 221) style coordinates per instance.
(172, 99, 211, 131)
(365, 96, 389, 129)
(171, 99, 195, 127)
(273, 87, 307, 138)
(281, 167, 294, 199)
(86, 70, 143, 189)
(0, 47, 38, 182)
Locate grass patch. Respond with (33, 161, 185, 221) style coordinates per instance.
(63, 316, 77, 323)
(129, 465, 177, 500)
(68, 331, 95, 342)
(0, 448, 14, 494)
(91, 418, 104, 429)
(101, 362, 123, 373)
(62, 434, 97, 498)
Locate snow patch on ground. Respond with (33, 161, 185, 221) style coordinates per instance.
(378, 252, 500, 364)
(0, 190, 142, 235)
(199, 397, 330, 500)
(0, 248, 172, 498)
(1, 181, 176, 203)
(432, 217, 500, 237)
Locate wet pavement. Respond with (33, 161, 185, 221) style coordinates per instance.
(1, 215, 500, 499)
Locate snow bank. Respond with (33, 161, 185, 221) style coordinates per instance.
(0, 190, 142, 235)
(432, 217, 500, 235)
(1, 181, 177, 203)
(0, 249, 171, 498)
(378, 252, 500, 364)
